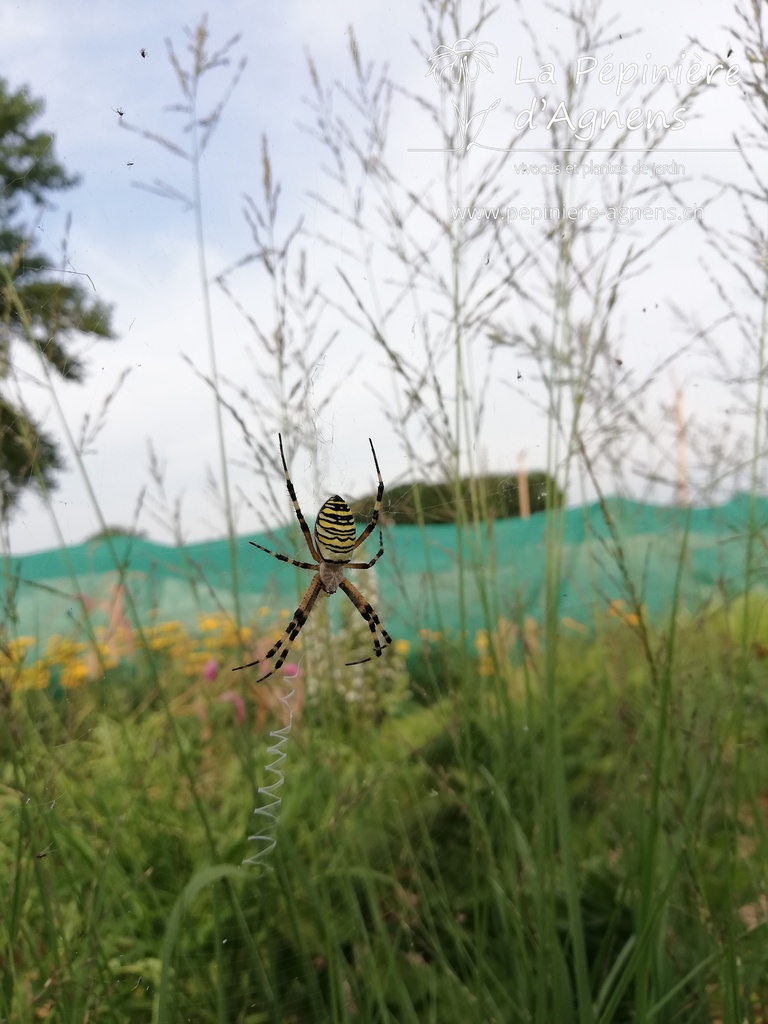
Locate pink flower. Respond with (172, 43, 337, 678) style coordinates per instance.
(75, 593, 95, 614)
(281, 662, 303, 680)
(219, 690, 246, 724)
(202, 659, 218, 681)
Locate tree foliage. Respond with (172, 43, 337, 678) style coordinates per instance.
(0, 77, 115, 515)
(351, 471, 564, 524)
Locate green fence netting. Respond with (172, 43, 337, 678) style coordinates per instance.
(4, 493, 768, 657)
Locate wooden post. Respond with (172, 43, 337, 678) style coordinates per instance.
(675, 385, 688, 507)
(518, 451, 530, 519)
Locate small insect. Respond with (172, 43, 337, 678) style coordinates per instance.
(727, 48, 733, 58)
(127, 161, 134, 167)
(233, 434, 392, 681)
(140, 48, 147, 58)
(114, 107, 124, 117)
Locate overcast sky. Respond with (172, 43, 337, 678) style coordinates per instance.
(0, 0, 756, 556)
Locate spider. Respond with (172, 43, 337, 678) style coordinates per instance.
(233, 434, 392, 682)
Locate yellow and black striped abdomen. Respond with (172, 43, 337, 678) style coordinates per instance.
(315, 495, 357, 562)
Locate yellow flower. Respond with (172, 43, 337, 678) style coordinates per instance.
(60, 661, 89, 689)
(216, 625, 249, 652)
(6, 636, 35, 660)
(147, 620, 186, 634)
(145, 621, 189, 653)
(198, 614, 224, 632)
(45, 636, 76, 658)
(478, 655, 495, 677)
(394, 639, 410, 656)
(418, 629, 443, 643)
(147, 635, 173, 651)
(17, 663, 50, 691)
(475, 629, 489, 652)
(183, 651, 211, 676)
(96, 643, 119, 669)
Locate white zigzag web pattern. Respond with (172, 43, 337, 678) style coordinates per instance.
(242, 688, 295, 867)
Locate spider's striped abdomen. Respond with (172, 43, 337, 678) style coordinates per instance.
(315, 495, 357, 562)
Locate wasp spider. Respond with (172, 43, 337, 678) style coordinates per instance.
(233, 434, 392, 682)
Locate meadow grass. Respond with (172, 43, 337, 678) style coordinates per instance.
(2, 596, 768, 1022)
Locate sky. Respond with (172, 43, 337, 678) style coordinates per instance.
(0, 0, 759, 556)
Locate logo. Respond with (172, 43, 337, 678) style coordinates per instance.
(425, 39, 500, 152)
(420, 41, 741, 154)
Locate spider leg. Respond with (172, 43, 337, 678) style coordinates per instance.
(233, 575, 324, 682)
(278, 433, 322, 561)
(346, 531, 384, 570)
(249, 541, 316, 571)
(339, 578, 392, 666)
(351, 438, 384, 551)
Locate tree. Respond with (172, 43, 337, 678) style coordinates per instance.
(0, 77, 115, 515)
(351, 471, 564, 524)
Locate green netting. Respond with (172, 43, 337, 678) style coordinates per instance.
(4, 493, 768, 655)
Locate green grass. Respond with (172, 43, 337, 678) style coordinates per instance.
(3, 6, 768, 1021)
(2, 601, 768, 1023)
